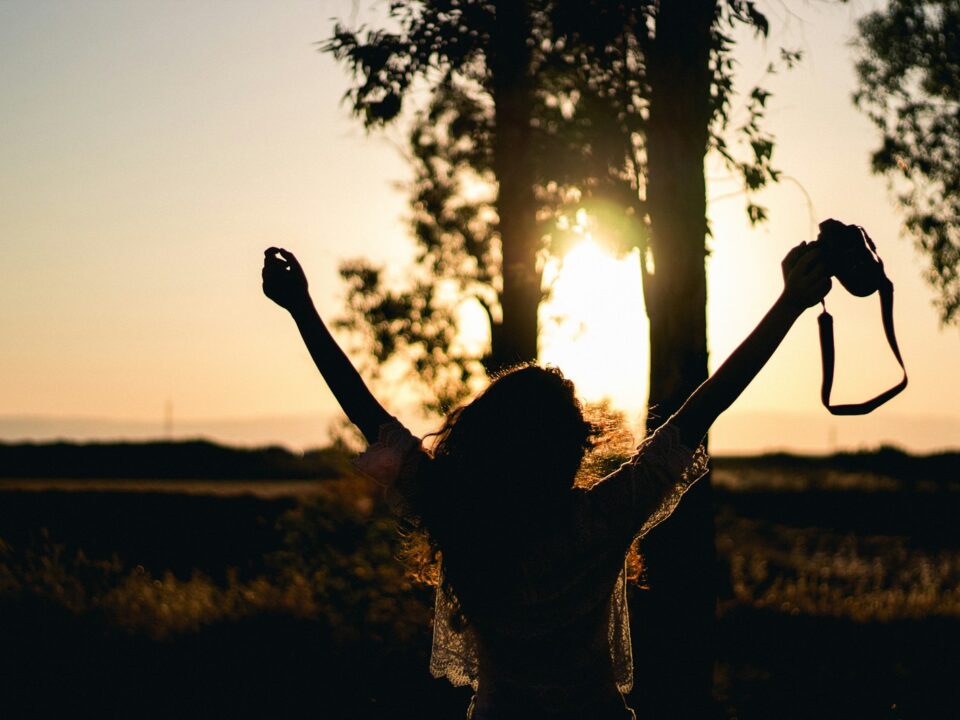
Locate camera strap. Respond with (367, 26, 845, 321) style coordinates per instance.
(817, 276, 908, 415)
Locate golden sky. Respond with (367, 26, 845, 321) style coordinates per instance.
(1, 1, 957, 453)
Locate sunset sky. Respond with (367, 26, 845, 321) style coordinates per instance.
(2, 0, 958, 453)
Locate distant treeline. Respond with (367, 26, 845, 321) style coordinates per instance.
(1, 439, 958, 483)
(0, 439, 354, 480)
(716, 445, 960, 485)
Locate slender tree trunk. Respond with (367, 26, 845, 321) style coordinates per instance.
(489, 0, 541, 370)
(631, 0, 718, 716)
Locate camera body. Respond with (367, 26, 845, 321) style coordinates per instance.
(810, 219, 886, 297)
(810, 218, 906, 415)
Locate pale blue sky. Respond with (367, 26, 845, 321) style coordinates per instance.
(1, 1, 957, 452)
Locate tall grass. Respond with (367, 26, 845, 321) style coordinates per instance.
(3, 476, 959, 639)
(0, 477, 431, 640)
(719, 509, 960, 621)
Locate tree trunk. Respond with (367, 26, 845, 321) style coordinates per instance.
(489, 0, 541, 370)
(631, 1, 718, 716)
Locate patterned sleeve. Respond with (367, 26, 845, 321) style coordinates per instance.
(352, 417, 426, 518)
(584, 420, 709, 549)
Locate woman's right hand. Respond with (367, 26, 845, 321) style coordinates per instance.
(781, 242, 832, 312)
(262, 247, 311, 313)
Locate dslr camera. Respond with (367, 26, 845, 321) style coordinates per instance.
(811, 219, 907, 415)
(810, 219, 886, 297)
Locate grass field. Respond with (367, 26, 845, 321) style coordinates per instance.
(1, 462, 958, 719)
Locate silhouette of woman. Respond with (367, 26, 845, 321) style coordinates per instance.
(262, 242, 831, 720)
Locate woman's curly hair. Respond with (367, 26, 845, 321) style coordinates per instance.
(398, 364, 645, 624)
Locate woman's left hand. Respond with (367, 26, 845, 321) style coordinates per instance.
(781, 242, 832, 311)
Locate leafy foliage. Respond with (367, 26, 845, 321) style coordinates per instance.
(713, 48, 803, 226)
(854, 0, 960, 325)
(325, 1, 794, 409)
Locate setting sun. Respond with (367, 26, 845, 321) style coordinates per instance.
(539, 239, 649, 426)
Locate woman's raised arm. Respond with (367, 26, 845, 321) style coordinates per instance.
(670, 242, 832, 449)
(262, 247, 391, 444)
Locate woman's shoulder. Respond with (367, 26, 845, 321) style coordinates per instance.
(353, 417, 429, 516)
(572, 421, 710, 546)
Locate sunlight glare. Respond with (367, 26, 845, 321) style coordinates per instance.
(540, 239, 649, 426)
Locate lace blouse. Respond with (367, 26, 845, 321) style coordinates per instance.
(354, 417, 709, 717)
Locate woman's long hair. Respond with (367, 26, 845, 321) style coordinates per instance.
(402, 364, 598, 623)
